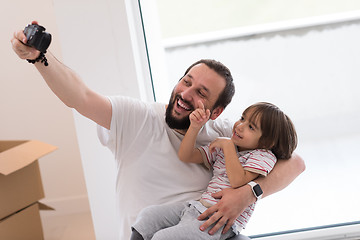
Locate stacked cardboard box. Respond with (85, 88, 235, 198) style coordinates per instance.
(0, 140, 57, 240)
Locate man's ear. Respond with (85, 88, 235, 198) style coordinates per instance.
(210, 106, 224, 120)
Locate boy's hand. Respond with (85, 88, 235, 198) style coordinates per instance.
(209, 137, 233, 153)
(189, 100, 210, 130)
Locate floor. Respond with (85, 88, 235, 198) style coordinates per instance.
(40, 211, 96, 240)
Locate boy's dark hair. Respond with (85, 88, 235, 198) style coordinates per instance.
(244, 102, 298, 159)
(183, 59, 235, 109)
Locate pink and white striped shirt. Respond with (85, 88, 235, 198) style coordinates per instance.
(196, 145, 277, 232)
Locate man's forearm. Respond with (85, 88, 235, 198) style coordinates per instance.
(34, 52, 88, 109)
(33, 52, 112, 129)
(255, 153, 305, 198)
(12, 28, 88, 111)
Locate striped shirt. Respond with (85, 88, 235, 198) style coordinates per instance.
(197, 145, 277, 232)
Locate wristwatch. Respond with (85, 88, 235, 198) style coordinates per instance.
(248, 181, 263, 200)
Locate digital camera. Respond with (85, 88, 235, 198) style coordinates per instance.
(23, 24, 52, 53)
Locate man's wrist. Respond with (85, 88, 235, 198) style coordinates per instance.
(236, 184, 257, 205)
(27, 51, 48, 66)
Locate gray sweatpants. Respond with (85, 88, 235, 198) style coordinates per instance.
(132, 201, 235, 240)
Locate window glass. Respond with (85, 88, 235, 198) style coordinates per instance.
(140, 0, 360, 236)
(156, 0, 360, 38)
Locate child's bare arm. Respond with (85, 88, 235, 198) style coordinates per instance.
(210, 138, 259, 188)
(178, 101, 210, 163)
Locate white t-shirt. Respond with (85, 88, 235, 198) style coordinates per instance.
(97, 96, 233, 239)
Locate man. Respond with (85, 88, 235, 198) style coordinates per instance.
(12, 22, 305, 240)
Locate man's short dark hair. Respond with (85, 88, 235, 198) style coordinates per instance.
(183, 59, 235, 109)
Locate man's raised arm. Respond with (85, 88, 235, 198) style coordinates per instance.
(11, 22, 112, 130)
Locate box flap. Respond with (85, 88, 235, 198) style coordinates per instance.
(0, 141, 27, 152)
(0, 140, 57, 175)
(38, 202, 55, 211)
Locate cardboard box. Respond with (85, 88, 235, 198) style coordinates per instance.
(0, 140, 57, 238)
(0, 202, 50, 240)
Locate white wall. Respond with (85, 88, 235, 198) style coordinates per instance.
(1, 0, 91, 217)
(52, 0, 153, 239)
(1, 0, 152, 239)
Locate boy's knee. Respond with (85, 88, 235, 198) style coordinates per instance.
(137, 205, 156, 221)
(130, 228, 144, 240)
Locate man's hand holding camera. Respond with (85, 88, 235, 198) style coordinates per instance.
(11, 21, 51, 66)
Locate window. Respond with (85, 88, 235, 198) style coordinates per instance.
(140, 0, 360, 238)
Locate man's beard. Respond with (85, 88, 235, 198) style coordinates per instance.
(165, 93, 192, 130)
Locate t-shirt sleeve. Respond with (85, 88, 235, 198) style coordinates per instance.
(195, 118, 234, 147)
(242, 150, 277, 176)
(97, 97, 116, 154)
(97, 96, 157, 159)
(197, 144, 222, 170)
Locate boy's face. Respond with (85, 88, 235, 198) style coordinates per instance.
(165, 63, 226, 131)
(232, 109, 263, 151)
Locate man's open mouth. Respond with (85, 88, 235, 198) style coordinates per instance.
(176, 97, 192, 111)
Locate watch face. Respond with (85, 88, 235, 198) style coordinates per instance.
(253, 184, 263, 196)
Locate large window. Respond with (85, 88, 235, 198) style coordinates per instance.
(140, 0, 360, 238)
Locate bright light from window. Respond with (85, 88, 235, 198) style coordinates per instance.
(140, 0, 360, 237)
